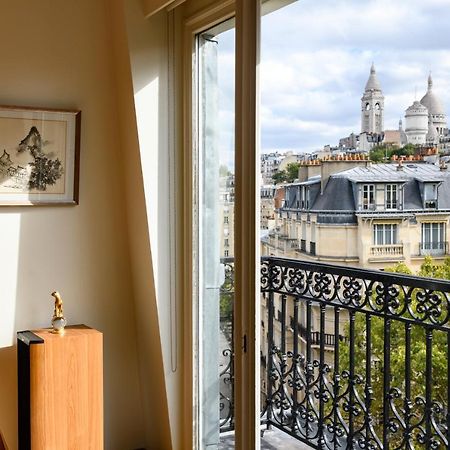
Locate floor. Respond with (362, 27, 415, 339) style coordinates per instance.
(219, 428, 312, 449)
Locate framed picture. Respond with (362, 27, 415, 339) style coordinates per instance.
(0, 106, 81, 205)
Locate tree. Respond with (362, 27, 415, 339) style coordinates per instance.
(271, 162, 300, 184)
(219, 164, 231, 178)
(369, 144, 390, 162)
(369, 143, 418, 163)
(339, 257, 448, 445)
(285, 162, 300, 182)
(272, 169, 288, 184)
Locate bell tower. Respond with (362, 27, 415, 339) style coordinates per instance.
(361, 63, 384, 134)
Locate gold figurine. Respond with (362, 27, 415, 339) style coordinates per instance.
(51, 291, 67, 334)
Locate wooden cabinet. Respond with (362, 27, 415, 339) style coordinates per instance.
(17, 325, 103, 450)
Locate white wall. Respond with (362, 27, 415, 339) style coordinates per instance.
(118, 0, 178, 447)
(0, 1, 147, 448)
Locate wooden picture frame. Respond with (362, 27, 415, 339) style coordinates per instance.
(0, 106, 81, 205)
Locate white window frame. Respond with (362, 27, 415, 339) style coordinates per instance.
(424, 183, 438, 209)
(181, 1, 260, 449)
(373, 223, 398, 245)
(385, 184, 398, 210)
(362, 184, 375, 210)
(421, 222, 445, 250)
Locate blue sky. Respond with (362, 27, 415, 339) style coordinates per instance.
(216, 0, 450, 164)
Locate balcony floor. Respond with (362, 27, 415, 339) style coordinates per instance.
(219, 428, 312, 449)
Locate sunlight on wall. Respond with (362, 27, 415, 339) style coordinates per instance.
(0, 214, 21, 348)
(134, 78, 160, 288)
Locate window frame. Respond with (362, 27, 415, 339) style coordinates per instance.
(385, 183, 398, 210)
(362, 183, 375, 210)
(373, 223, 398, 246)
(421, 222, 445, 250)
(180, 1, 260, 449)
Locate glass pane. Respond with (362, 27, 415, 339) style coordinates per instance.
(195, 18, 236, 450)
(258, 0, 450, 448)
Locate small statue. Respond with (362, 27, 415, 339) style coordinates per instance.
(51, 291, 67, 335)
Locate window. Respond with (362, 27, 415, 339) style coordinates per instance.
(301, 186, 305, 209)
(301, 220, 306, 238)
(192, 15, 237, 450)
(224, 238, 229, 247)
(373, 223, 398, 245)
(424, 183, 438, 208)
(421, 222, 445, 253)
(385, 184, 398, 209)
(362, 184, 375, 210)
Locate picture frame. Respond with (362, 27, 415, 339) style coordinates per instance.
(0, 106, 81, 205)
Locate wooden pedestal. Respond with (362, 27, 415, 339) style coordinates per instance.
(17, 325, 103, 450)
(0, 430, 8, 450)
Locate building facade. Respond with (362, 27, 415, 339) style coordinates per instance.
(262, 158, 450, 271)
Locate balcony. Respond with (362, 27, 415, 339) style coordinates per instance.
(369, 244, 404, 259)
(219, 256, 450, 449)
(419, 241, 447, 256)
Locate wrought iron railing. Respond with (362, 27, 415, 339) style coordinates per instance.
(219, 258, 235, 432)
(289, 316, 348, 347)
(419, 241, 448, 256)
(219, 256, 450, 449)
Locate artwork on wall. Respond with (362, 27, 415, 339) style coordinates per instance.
(0, 106, 81, 205)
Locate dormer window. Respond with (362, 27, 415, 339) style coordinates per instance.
(424, 183, 438, 209)
(362, 184, 375, 210)
(385, 184, 398, 210)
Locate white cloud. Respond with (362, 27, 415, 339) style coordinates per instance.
(213, 0, 450, 156)
(257, 0, 450, 152)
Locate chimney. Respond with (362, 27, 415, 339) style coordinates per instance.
(298, 162, 321, 182)
(320, 155, 370, 194)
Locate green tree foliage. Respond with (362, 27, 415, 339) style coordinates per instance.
(272, 170, 287, 184)
(339, 257, 448, 442)
(272, 162, 300, 184)
(286, 162, 300, 182)
(369, 143, 417, 163)
(368, 144, 390, 162)
(219, 164, 231, 178)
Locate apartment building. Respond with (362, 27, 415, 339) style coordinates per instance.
(263, 156, 450, 271)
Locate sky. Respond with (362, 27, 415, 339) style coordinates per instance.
(215, 0, 450, 164)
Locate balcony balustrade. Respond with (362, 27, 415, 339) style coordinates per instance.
(369, 244, 404, 258)
(219, 256, 450, 449)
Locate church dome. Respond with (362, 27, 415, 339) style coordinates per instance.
(420, 74, 445, 116)
(405, 100, 428, 116)
(364, 63, 382, 92)
(427, 117, 439, 143)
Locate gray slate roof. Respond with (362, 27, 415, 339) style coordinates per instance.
(282, 163, 450, 219)
(333, 162, 447, 183)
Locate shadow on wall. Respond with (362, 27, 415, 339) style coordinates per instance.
(0, 136, 149, 450)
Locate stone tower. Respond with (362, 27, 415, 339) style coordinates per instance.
(361, 63, 384, 134)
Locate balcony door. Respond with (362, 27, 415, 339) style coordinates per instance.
(185, 2, 260, 449)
